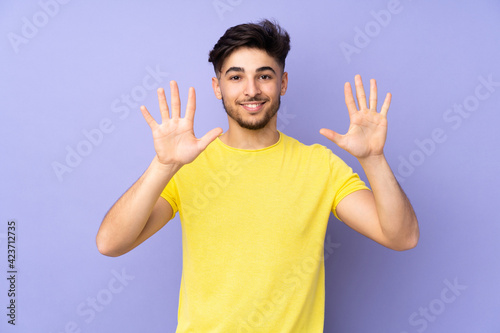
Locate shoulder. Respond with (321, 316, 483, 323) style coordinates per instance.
(281, 132, 356, 173)
(281, 132, 336, 159)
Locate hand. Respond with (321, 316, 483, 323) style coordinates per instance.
(140, 81, 223, 167)
(320, 75, 391, 159)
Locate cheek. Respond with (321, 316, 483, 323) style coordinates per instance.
(220, 84, 240, 100)
(265, 83, 282, 97)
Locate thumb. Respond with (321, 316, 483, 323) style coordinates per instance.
(197, 127, 224, 150)
(319, 128, 346, 148)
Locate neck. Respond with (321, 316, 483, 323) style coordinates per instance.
(219, 118, 280, 150)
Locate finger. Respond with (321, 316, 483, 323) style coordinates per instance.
(170, 81, 181, 118)
(185, 87, 196, 122)
(197, 127, 224, 151)
(380, 92, 392, 117)
(354, 74, 368, 110)
(344, 82, 358, 117)
(157, 87, 170, 122)
(369, 79, 377, 111)
(140, 105, 158, 129)
(319, 128, 346, 149)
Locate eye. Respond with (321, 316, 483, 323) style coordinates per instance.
(229, 75, 241, 81)
(260, 74, 272, 80)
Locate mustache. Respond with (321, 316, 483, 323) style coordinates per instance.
(237, 97, 268, 103)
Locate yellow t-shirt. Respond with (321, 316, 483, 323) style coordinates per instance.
(161, 132, 369, 332)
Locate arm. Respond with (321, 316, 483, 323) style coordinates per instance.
(96, 81, 223, 257)
(320, 75, 419, 251)
(96, 158, 178, 257)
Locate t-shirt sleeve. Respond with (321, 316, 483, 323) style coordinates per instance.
(328, 152, 370, 220)
(160, 176, 179, 220)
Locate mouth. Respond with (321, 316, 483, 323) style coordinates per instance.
(240, 101, 266, 113)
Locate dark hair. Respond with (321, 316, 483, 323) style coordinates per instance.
(208, 19, 291, 75)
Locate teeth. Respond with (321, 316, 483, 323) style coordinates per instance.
(244, 103, 262, 108)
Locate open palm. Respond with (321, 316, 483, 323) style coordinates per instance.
(140, 81, 223, 166)
(320, 75, 391, 159)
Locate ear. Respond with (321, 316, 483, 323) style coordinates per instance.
(280, 72, 288, 96)
(212, 77, 222, 100)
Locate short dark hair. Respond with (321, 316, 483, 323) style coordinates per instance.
(208, 19, 291, 75)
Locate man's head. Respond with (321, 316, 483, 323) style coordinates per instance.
(209, 20, 291, 131)
(208, 19, 291, 77)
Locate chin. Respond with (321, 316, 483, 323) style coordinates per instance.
(236, 111, 277, 130)
(222, 97, 280, 130)
(239, 121, 269, 130)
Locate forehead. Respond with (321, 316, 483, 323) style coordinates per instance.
(220, 47, 280, 73)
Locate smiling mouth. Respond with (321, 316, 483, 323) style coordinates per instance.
(240, 101, 266, 112)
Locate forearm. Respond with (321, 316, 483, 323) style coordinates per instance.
(358, 154, 419, 250)
(96, 156, 181, 255)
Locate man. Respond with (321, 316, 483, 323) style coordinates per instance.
(96, 19, 419, 332)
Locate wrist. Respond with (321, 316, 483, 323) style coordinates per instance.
(357, 153, 387, 170)
(151, 156, 183, 175)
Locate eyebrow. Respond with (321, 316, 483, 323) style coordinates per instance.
(224, 66, 277, 76)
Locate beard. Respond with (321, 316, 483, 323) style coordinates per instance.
(221, 96, 281, 130)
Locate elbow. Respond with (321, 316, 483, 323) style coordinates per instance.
(406, 218, 420, 250)
(407, 230, 420, 250)
(96, 234, 124, 257)
(391, 227, 420, 252)
(393, 236, 419, 251)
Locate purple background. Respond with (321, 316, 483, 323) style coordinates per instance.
(1, 0, 499, 332)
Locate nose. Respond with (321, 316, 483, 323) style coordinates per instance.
(244, 79, 261, 97)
